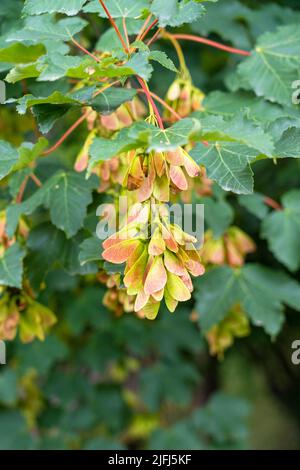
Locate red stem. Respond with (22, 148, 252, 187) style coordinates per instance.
(122, 17, 130, 50)
(169, 33, 251, 56)
(136, 14, 152, 41)
(264, 197, 282, 211)
(140, 19, 159, 42)
(71, 36, 101, 62)
(136, 77, 164, 129)
(98, 0, 129, 52)
(16, 176, 30, 203)
(136, 88, 181, 121)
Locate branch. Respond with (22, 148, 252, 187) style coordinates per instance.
(165, 33, 251, 57)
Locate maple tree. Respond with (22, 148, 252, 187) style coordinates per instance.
(1, 0, 300, 451)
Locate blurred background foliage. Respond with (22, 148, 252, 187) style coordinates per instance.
(1, 0, 300, 450)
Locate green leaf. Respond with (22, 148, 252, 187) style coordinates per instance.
(140, 360, 198, 411)
(194, 393, 250, 445)
(23, 0, 88, 16)
(0, 243, 26, 289)
(149, 51, 178, 72)
(36, 53, 84, 82)
(27, 223, 66, 289)
(151, 0, 206, 27)
(16, 87, 136, 114)
(7, 172, 99, 238)
(32, 105, 71, 134)
(84, 0, 150, 18)
(237, 24, 300, 106)
(191, 142, 258, 194)
(16, 89, 94, 113)
(195, 264, 300, 336)
(261, 190, 300, 271)
(5, 63, 39, 83)
(203, 91, 289, 123)
(13, 138, 49, 171)
(0, 412, 33, 450)
(27, 224, 98, 289)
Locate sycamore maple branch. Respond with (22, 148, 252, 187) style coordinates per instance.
(42, 82, 120, 157)
(139, 19, 159, 42)
(136, 87, 181, 121)
(136, 14, 153, 41)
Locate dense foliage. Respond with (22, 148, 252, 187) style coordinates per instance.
(1, 0, 300, 450)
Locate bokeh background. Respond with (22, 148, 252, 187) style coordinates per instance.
(1, 0, 300, 450)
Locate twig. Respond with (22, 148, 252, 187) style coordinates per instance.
(136, 77, 164, 130)
(97, 0, 129, 53)
(42, 110, 92, 156)
(136, 14, 152, 41)
(165, 33, 251, 56)
(147, 28, 162, 47)
(136, 88, 181, 121)
(71, 36, 101, 62)
(30, 173, 42, 187)
(139, 19, 159, 42)
(122, 17, 130, 50)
